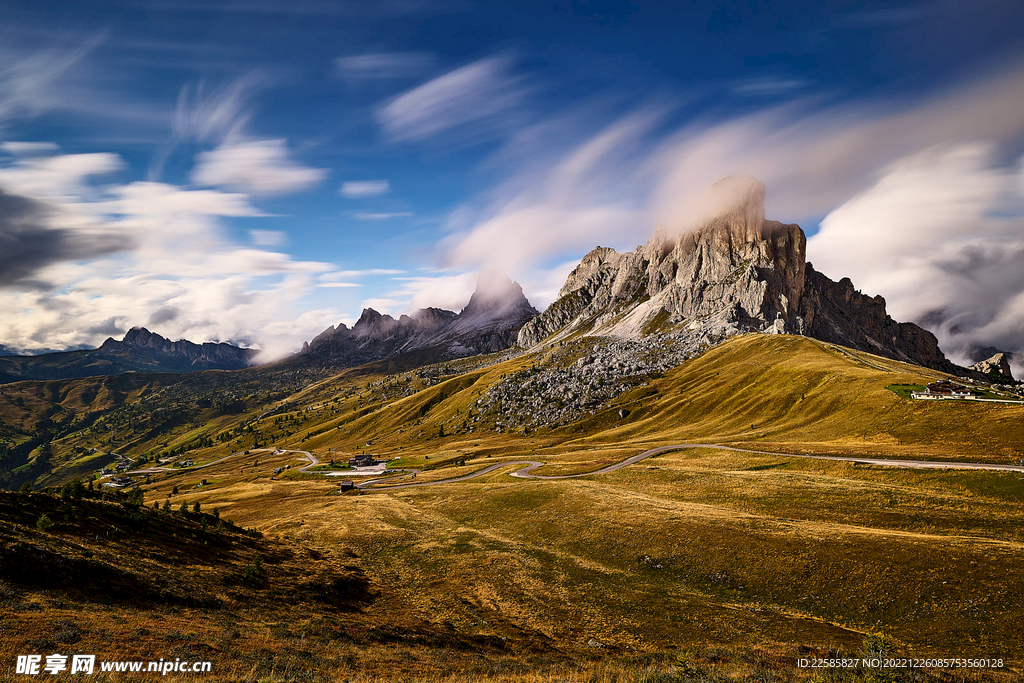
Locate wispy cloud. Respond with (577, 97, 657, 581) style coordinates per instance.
(191, 138, 327, 195)
(354, 211, 412, 220)
(376, 55, 526, 143)
(340, 180, 390, 197)
(0, 33, 106, 128)
(364, 271, 479, 314)
(732, 76, 807, 96)
(0, 141, 60, 155)
(250, 229, 288, 247)
(323, 268, 405, 278)
(335, 52, 435, 83)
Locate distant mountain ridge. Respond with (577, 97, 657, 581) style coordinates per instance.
(300, 270, 538, 366)
(0, 327, 257, 384)
(518, 177, 962, 375)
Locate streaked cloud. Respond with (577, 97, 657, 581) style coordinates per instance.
(354, 211, 412, 220)
(1, 141, 60, 155)
(376, 55, 526, 142)
(250, 229, 288, 247)
(191, 138, 327, 195)
(335, 52, 435, 83)
(732, 77, 807, 96)
(171, 71, 267, 143)
(0, 188, 128, 286)
(340, 180, 390, 197)
(323, 268, 405, 278)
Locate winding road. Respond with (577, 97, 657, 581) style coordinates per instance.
(348, 444, 1024, 492)
(120, 443, 1024, 492)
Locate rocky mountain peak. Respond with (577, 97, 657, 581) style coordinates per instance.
(122, 326, 158, 345)
(462, 269, 536, 318)
(518, 177, 959, 375)
(969, 351, 1015, 380)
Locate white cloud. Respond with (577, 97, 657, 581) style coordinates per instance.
(104, 181, 262, 218)
(191, 138, 327, 195)
(316, 282, 361, 288)
(360, 271, 479, 315)
(0, 150, 340, 358)
(376, 55, 525, 142)
(354, 211, 412, 220)
(335, 52, 435, 82)
(250, 229, 288, 247)
(808, 144, 1024, 366)
(0, 152, 123, 197)
(340, 180, 389, 197)
(443, 110, 659, 272)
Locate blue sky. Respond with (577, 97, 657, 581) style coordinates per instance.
(2, 0, 1024, 365)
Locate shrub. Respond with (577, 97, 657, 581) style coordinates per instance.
(35, 514, 54, 532)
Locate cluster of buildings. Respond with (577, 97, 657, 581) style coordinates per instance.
(348, 453, 380, 468)
(911, 380, 973, 400)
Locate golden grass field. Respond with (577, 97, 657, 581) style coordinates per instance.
(2, 334, 1023, 681)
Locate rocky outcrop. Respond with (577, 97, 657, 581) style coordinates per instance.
(969, 352, 1015, 380)
(519, 176, 958, 374)
(301, 271, 537, 366)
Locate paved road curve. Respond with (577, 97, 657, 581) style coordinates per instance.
(349, 444, 1024, 492)
(121, 444, 1024, 492)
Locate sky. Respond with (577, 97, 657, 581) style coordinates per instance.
(1, 0, 1024, 370)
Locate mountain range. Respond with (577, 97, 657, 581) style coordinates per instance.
(1, 177, 1015, 384)
(0, 327, 258, 385)
(299, 269, 539, 366)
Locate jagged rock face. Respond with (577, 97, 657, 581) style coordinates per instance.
(302, 271, 537, 365)
(437, 270, 539, 353)
(519, 176, 957, 374)
(969, 352, 1015, 380)
(798, 267, 959, 373)
(519, 177, 806, 346)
